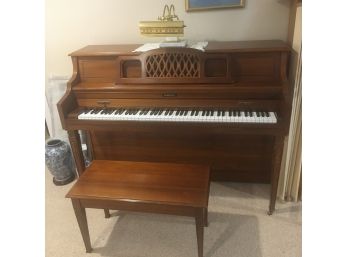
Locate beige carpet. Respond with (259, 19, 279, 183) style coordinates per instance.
(46, 170, 301, 257)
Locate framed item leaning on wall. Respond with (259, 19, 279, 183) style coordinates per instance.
(185, 0, 245, 12)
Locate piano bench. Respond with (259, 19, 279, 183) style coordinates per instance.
(66, 160, 210, 257)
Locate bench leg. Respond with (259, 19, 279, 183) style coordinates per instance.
(203, 207, 208, 227)
(71, 199, 92, 253)
(104, 209, 111, 218)
(195, 209, 204, 257)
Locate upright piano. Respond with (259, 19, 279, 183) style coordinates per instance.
(58, 40, 292, 214)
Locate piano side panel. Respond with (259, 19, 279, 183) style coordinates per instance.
(89, 129, 274, 183)
(79, 56, 117, 83)
(233, 52, 281, 82)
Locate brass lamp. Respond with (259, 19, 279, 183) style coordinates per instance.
(139, 4, 185, 40)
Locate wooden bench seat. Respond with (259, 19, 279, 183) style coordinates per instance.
(66, 160, 210, 257)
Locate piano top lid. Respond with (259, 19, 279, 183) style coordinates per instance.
(69, 40, 291, 57)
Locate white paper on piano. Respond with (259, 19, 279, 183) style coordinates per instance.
(189, 41, 208, 51)
(133, 41, 208, 52)
(159, 40, 187, 47)
(132, 43, 160, 52)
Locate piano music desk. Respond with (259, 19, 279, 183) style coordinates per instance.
(66, 160, 210, 257)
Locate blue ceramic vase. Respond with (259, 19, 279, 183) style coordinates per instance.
(45, 139, 75, 185)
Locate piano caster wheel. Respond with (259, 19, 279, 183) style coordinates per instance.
(267, 210, 274, 216)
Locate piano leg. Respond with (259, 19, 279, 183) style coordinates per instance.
(268, 135, 284, 215)
(68, 130, 86, 177)
(104, 209, 111, 218)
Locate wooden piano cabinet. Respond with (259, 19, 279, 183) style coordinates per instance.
(58, 41, 292, 214)
(88, 130, 274, 183)
(269, 135, 285, 215)
(67, 130, 85, 176)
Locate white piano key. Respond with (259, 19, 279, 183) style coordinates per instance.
(78, 108, 278, 124)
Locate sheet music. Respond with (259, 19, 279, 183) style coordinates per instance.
(189, 41, 208, 51)
(132, 43, 160, 52)
(133, 41, 208, 52)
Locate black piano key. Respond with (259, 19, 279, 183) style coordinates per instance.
(265, 112, 270, 117)
(261, 112, 265, 117)
(229, 110, 232, 117)
(256, 112, 260, 117)
(222, 111, 225, 117)
(84, 109, 92, 114)
(237, 111, 241, 117)
(80, 109, 89, 115)
(175, 110, 180, 116)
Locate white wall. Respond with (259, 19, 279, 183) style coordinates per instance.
(46, 0, 291, 79)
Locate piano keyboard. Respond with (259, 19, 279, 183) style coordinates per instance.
(78, 108, 277, 123)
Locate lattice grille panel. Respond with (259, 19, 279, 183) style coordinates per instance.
(145, 53, 200, 78)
